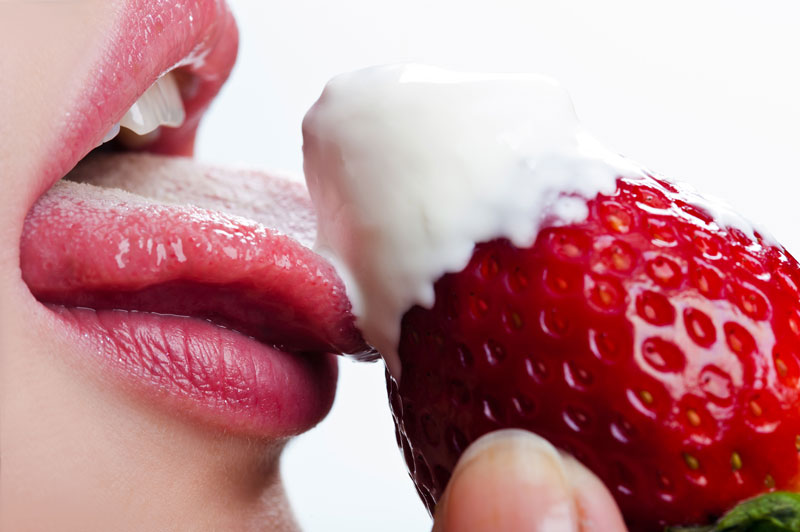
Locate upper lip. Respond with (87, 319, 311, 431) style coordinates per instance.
(36, 0, 240, 201)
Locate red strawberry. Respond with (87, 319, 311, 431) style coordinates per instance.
(387, 173, 800, 531)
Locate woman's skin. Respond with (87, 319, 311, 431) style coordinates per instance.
(0, 2, 626, 531)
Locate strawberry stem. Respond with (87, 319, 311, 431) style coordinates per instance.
(667, 492, 800, 531)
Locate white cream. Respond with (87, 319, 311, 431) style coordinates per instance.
(302, 64, 761, 379)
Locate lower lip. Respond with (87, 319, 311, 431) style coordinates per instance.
(46, 304, 338, 437)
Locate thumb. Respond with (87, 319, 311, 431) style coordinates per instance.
(431, 429, 627, 532)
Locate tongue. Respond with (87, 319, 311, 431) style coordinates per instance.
(21, 153, 373, 358)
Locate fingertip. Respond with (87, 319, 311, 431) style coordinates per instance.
(561, 455, 628, 532)
(433, 430, 579, 532)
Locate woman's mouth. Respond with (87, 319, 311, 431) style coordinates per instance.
(18, 0, 373, 437)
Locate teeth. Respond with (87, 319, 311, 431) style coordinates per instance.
(118, 71, 186, 136)
(101, 122, 121, 144)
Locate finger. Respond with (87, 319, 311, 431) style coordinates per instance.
(432, 429, 579, 532)
(561, 455, 627, 532)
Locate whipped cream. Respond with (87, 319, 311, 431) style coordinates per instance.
(301, 64, 757, 379)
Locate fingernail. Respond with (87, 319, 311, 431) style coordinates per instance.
(434, 429, 579, 532)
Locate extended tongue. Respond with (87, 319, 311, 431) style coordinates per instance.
(21, 153, 374, 359)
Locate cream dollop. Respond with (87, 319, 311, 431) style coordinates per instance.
(302, 64, 644, 378)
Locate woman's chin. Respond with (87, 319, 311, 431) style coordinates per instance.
(2, 308, 303, 530)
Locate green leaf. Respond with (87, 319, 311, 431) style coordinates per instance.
(667, 492, 800, 532)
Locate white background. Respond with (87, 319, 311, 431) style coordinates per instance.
(196, 1, 800, 530)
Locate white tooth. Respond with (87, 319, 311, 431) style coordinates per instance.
(119, 71, 185, 136)
(101, 122, 121, 144)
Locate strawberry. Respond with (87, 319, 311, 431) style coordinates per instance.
(387, 173, 800, 531)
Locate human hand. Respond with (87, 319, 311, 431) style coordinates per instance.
(431, 429, 628, 532)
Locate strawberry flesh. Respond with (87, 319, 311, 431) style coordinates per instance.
(389, 174, 800, 531)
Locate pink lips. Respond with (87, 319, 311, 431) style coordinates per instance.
(21, 1, 372, 436)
